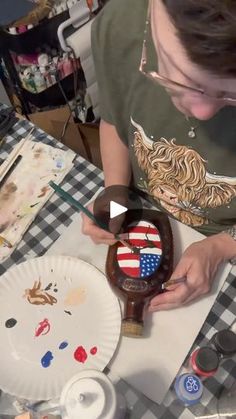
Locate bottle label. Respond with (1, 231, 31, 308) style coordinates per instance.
(184, 375, 201, 394)
(123, 278, 149, 292)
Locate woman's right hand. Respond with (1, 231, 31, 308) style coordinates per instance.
(81, 202, 118, 245)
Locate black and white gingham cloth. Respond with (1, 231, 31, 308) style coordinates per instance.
(0, 115, 235, 419)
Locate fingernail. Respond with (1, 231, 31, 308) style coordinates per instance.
(117, 233, 129, 239)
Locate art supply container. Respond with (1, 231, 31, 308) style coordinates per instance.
(174, 373, 203, 406)
(211, 329, 236, 357)
(60, 370, 126, 419)
(190, 347, 220, 378)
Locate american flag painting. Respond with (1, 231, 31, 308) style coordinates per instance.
(117, 221, 163, 278)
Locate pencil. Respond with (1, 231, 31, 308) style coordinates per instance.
(49, 181, 134, 250)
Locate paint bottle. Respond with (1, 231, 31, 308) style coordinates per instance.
(57, 57, 65, 79)
(23, 68, 37, 93)
(190, 347, 220, 378)
(49, 66, 57, 85)
(62, 53, 73, 77)
(38, 53, 49, 68)
(18, 25, 27, 33)
(33, 67, 47, 92)
(60, 370, 126, 419)
(211, 329, 236, 357)
(106, 209, 173, 337)
(39, 66, 52, 88)
(174, 373, 203, 406)
(48, 57, 58, 84)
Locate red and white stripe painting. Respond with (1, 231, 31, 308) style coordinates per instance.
(117, 221, 163, 278)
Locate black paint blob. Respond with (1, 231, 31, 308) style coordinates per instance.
(5, 318, 17, 328)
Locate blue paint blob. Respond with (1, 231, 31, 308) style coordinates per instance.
(55, 158, 64, 169)
(59, 341, 68, 350)
(41, 351, 53, 368)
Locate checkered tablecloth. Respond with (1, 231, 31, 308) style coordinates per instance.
(0, 115, 235, 419)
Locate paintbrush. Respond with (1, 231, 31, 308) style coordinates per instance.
(0, 154, 22, 189)
(0, 126, 34, 182)
(49, 181, 134, 251)
(162, 277, 186, 290)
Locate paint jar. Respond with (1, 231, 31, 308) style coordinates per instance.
(190, 346, 220, 378)
(174, 373, 203, 407)
(210, 329, 236, 357)
(60, 370, 126, 419)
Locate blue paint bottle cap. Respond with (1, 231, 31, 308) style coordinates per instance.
(174, 373, 203, 406)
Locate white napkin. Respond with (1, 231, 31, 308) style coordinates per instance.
(47, 199, 231, 404)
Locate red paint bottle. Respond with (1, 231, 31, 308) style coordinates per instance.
(190, 347, 220, 378)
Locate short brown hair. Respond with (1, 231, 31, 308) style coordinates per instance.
(162, 0, 236, 77)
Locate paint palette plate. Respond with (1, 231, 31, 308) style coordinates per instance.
(0, 255, 121, 400)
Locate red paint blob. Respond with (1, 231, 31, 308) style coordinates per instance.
(74, 346, 88, 363)
(90, 346, 97, 355)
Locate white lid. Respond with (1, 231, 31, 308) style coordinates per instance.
(60, 370, 117, 419)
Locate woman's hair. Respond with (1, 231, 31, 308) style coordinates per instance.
(162, 0, 236, 77)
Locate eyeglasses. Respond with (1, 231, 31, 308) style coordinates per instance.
(139, 1, 236, 104)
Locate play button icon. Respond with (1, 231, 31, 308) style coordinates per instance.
(93, 185, 143, 234)
(110, 201, 128, 219)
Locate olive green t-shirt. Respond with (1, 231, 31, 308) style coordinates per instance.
(91, 0, 236, 235)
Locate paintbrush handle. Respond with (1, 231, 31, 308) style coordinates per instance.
(0, 127, 34, 181)
(49, 181, 137, 251)
(0, 155, 22, 189)
(162, 277, 186, 289)
(49, 181, 108, 230)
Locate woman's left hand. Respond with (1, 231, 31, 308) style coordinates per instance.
(148, 232, 236, 312)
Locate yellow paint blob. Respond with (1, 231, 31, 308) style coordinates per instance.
(64, 287, 86, 306)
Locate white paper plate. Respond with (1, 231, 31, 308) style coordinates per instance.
(0, 256, 121, 400)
